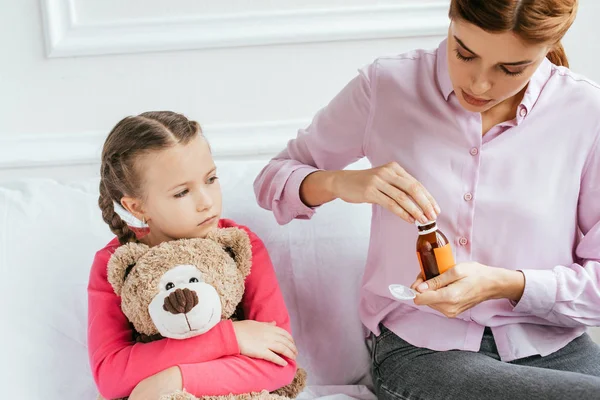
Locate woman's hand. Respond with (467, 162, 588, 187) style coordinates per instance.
(233, 320, 298, 366)
(129, 366, 182, 400)
(410, 262, 525, 318)
(330, 162, 440, 224)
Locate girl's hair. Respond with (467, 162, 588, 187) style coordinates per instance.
(449, 0, 578, 67)
(99, 111, 201, 244)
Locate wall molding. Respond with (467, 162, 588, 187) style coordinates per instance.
(41, 0, 449, 58)
(0, 120, 308, 169)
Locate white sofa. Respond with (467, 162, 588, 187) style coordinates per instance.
(1, 159, 598, 400)
(0, 159, 376, 400)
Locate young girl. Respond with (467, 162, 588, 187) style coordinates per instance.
(88, 111, 298, 400)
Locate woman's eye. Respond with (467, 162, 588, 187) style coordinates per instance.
(454, 49, 474, 62)
(174, 189, 189, 198)
(208, 176, 219, 184)
(501, 67, 525, 77)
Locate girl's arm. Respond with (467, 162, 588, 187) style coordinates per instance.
(87, 247, 240, 400)
(176, 223, 298, 395)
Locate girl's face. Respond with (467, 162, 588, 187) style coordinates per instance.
(123, 135, 222, 245)
(447, 19, 551, 113)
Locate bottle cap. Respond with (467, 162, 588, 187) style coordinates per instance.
(415, 219, 438, 235)
(415, 219, 436, 227)
(388, 284, 417, 301)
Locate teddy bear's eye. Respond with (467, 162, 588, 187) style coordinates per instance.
(165, 282, 175, 291)
(189, 278, 199, 283)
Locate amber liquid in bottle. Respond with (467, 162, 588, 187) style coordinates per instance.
(416, 221, 455, 280)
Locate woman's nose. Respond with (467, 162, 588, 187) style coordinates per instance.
(471, 73, 491, 96)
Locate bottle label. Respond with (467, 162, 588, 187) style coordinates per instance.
(433, 244, 455, 274)
(416, 243, 455, 280)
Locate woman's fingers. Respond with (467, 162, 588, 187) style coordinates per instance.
(371, 188, 415, 223)
(410, 272, 425, 290)
(391, 177, 438, 221)
(377, 179, 427, 223)
(371, 163, 439, 222)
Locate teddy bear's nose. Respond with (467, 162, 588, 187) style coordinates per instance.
(163, 288, 199, 315)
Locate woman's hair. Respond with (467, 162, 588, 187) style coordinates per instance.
(99, 111, 201, 244)
(449, 0, 578, 67)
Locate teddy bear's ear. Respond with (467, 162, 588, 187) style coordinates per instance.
(107, 242, 150, 296)
(207, 227, 252, 277)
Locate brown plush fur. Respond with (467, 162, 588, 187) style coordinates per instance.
(101, 227, 307, 400)
(107, 228, 253, 335)
(271, 368, 307, 399)
(99, 370, 307, 400)
(158, 389, 292, 400)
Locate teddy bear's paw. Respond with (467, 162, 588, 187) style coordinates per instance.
(159, 389, 199, 400)
(247, 391, 290, 400)
(164, 389, 291, 400)
(270, 368, 307, 399)
(198, 390, 284, 400)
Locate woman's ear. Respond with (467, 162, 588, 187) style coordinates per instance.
(207, 228, 252, 278)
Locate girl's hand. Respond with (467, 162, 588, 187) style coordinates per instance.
(233, 320, 298, 366)
(129, 366, 182, 400)
(331, 162, 440, 224)
(411, 262, 525, 318)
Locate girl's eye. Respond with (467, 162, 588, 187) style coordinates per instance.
(455, 49, 474, 62)
(174, 189, 189, 198)
(208, 176, 219, 184)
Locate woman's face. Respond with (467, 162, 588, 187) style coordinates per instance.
(447, 19, 551, 113)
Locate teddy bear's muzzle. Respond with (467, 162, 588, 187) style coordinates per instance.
(163, 288, 199, 315)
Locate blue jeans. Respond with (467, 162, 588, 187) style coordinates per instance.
(371, 324, 600, 400)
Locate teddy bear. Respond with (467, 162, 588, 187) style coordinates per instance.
(99, 227, 307, 400)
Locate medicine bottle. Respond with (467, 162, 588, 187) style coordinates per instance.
(416, 220, 455, 280)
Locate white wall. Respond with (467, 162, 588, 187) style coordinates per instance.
(0, 0, 596, 181)
(0, 0, 447, 179)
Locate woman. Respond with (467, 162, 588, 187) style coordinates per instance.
(254, 0, 600, 399)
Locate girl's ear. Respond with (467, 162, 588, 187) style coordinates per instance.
(107, 242, 150, 295)
(120, 196, 146, 223)
(207, 227, 252, 278)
